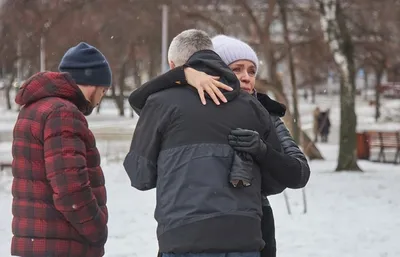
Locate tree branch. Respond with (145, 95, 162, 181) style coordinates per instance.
(182, 10, 226, 34)
(236, 0, 264, 38)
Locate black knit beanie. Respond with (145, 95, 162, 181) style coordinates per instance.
(58, 42, 112, 87)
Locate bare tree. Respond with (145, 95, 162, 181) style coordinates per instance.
(353, 0, 399, 122)
(317, 0, 361, 171)
(278, 0, 301, 143)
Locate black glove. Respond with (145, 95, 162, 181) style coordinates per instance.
(228, 128, 267, 162)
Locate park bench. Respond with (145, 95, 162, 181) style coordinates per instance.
(366, 131, 400, 164)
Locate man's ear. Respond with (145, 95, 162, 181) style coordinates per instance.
(169, 61, 175, 69)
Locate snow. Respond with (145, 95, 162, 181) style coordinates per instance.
(270, 144, 400, 257)
(0, 142, 400, 256)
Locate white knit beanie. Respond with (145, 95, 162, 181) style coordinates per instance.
(212, 35, 259, 71)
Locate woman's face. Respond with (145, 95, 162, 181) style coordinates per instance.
(229, 60, 256, 94)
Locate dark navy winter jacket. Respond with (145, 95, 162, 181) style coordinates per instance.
(124, 50, 283, 253)
(127, 55, 310, 257)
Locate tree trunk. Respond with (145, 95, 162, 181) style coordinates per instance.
(336, 4, 361, 171)
(374, 68, 383, 122)
(131, 44, 141, 118)
(318, 0, 361, 171)
(116, 62, 127, 117)
(109, 70, 126, 117)
(311, 83, 316, 104)
(132, 45, 142, 89)
(96, 101, 102, 114)
(148, 42, 159, 78)
(5, 72, 16, 110)
(266, 47, 278, 86)
(279, 0, 301, 143)
(337, 74, 360, 171)
(363, 69, 369, 101)
(259, 30, 278, 87)
(1, 62, 5, 78)
(110, 80, 117, 111)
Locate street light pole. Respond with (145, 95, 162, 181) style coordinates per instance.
(16, 36, 22, 86)
(161, 4, 169, 73)
(40, 36, 46, 72)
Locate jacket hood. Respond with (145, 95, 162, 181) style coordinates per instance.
(186, 50, 241, 101)
(15, 71, 91, 113)
(256, 92, 286, 117)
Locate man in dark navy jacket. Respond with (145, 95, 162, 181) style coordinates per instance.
(124, 29, 299, 257)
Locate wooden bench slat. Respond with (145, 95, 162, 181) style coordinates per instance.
(364, 130, 400, 164)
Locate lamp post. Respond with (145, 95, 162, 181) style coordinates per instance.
(161, 4, 169, 73)
(40, 36, 46, 72)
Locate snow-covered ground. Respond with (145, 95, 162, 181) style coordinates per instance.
(270, 144, 400, 257)
(0, 144, 399, 257)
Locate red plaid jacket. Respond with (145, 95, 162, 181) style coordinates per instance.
(11, 72, 108, 257)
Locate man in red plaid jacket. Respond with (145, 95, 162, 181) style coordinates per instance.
(11, 42, 111, 257)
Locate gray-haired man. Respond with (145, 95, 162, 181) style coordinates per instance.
(124, 29, 281, 257)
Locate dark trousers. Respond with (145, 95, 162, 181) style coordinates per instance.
(261, 205, 276, 257)
(321, 133, 328, 142)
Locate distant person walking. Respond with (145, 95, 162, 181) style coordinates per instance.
(313, 107, 321, 142)
(318, 109, 331, 143)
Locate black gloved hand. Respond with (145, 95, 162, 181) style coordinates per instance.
(228, 128, 267, 162)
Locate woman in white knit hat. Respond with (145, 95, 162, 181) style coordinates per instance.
(211, 35, 259, 94)
(130, 35, 310, 257)
(210, 35, 310, 257)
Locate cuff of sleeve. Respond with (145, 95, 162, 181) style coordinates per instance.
(263, 142, 303, 188)
(173, 65, 189, 85)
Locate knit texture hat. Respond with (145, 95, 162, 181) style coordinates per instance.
(212, 35, 259, 71)
(58, 42, 112, 87)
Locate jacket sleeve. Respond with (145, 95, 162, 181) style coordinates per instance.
(123, 96, 174, 191)
(257, 112, 310, 189)
(43, 106, 107, 245)
(261, 169, 286, 196)
(129, 66, 187, 115)
(248, 100, 286, 196)
(273, 116, 310, 188)
(262, 117, 286, 196)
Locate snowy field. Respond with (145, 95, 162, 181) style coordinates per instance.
(0, 144, 399, 257)
(270, 144, 400, 257)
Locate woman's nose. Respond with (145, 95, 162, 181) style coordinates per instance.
(241, 72, 250, 81)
